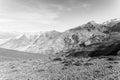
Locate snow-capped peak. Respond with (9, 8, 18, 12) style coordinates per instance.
(15, 32, 43, 40)
(103, 18, 120, 25)
(15, 34, 24, 39)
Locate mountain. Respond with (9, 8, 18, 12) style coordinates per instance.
(25, 31, 62, 53)
(0, 32, 20, 44)
(1, 18, 120, 56)
(54, 19, 120, 58)
(103, 18, 120, 27)
(0, 34, 30, 50)
(1, 19, 120, 80)
(0, 31, 62, 53)
(0, 32, 42, 50)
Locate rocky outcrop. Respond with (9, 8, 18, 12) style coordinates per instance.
(55, 33, 120, 58)
(54, 19, 120, 58)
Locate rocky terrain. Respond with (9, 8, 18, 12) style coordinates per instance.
(0, 19, 120, 80)
(1, 56, 120, 80)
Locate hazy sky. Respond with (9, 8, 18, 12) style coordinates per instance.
(0, 0, 119, 32)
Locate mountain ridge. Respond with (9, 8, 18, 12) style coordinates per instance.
(1, 18, 120, 55)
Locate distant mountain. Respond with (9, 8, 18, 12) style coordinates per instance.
(25, 31, 61, 53)
(0, 32, 42, 50)
(1, 18, 120, 56)
(0, 31, 61, 53)
(0, 32, 20, 44)
(103, 18, 120, 27)
(0, 34, 30, 50)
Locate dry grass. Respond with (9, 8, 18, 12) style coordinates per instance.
(0, 57, 120, 80)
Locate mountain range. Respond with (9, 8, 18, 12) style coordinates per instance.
(1, 18, 120, 57)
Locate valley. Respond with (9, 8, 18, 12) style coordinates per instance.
(0, 48, 49, 62)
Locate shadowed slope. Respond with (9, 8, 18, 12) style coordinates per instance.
(0, 48, 49, 60)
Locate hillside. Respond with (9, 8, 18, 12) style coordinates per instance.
(0, 48, 49, 61)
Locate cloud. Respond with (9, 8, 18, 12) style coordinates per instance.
(0, 0, 60, 32)
(0, 11, 59, 32)
(0, 0, 119, 32)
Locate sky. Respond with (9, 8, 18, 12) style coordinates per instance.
(0, 0, 119, 32)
